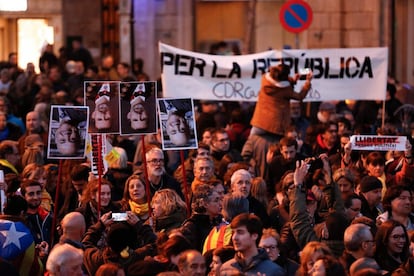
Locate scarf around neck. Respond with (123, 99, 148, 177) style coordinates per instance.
(128, 199, 149, 216)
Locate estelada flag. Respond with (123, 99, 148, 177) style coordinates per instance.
(0, 219, 43, 275)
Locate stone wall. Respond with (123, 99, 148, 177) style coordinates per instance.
(306, 0, 383, 48)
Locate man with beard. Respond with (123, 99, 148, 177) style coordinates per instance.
(359, 176, 383, 222)
(145, 147, 184, 200)
(210, 128, 242, 180)
(313, 121, 340, 157)
(220, 213, 285, 276)
(21, 179, 53, 256)
(266, 137, 303, 197)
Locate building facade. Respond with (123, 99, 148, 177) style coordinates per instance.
(0, 0, 412, 85)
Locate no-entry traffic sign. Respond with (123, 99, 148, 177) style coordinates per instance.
(279, 0, 313, 33)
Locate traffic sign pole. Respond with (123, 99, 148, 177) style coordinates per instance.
(295, 34, 299, 49)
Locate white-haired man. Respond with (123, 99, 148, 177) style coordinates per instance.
(46, 243, 83, 276)
(230, 169, 269, 227)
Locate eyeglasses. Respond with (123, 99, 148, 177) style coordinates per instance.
(391, 234, 406, 240)
(148, 159, 164, 165)
(262, 245, 277, 251)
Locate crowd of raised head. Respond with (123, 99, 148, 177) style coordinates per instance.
(1, 51, 414, 276)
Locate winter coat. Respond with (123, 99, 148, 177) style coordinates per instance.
(359, 193, 382, 222)
(153, 207, 187, 235)
(82, 220, 156, 276)
(220, 248, 286, 276)
(250, 73, 310, 136)
(288, 181, 344, 250)
(25, 206, 53, 245)
(179, 213, 217, 252)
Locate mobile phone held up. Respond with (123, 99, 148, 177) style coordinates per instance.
(299, 68, 311, 80)
(112, 213, 127, 221)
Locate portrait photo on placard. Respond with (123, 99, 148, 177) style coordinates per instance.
(157, 98, 198, 150)
(84, 81, 120, 134)
(47, 105, 89, 159)
(119, 81, 157, 135)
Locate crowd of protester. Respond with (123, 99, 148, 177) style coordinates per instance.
(0, 44, 414, 276)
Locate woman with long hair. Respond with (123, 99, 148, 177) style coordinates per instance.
(151, 188, 187, 234)
(77, 178, 120, 229)
(375, 219, 410, 273)
(120, 174, 150, 222)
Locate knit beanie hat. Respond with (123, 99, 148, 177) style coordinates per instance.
(359, 176, 382, 193)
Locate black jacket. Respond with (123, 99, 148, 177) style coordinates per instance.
(359, 193, 382, 222)
(82, 220, 156, 276)
(179, 213, 216, 252)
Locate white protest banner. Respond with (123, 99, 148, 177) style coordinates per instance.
(282, 48, 388, 101)
(350, 135, 406, 151)
(160, 42, 388, 102)
(160, 42, 278, 102)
